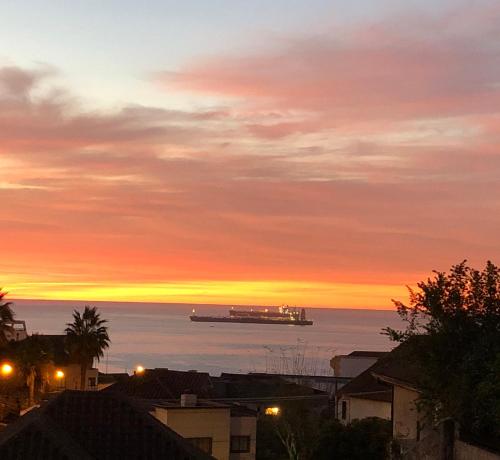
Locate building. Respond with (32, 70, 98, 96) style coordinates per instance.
(37, 335, 99, 391)
(150, 393, 256, 460)
(212, 373, 330, 415)
(103, 369, 257, 460)
(246, 372, 350, 398)
(104, 368, 213, 398)
(370, 338, 500, 460)
(3, 320, 28, 342)
(0, 390, 213, 459)
(335, 364, 392, 424)
(97, 371, 129, 390)
(330, 350, 387, 378)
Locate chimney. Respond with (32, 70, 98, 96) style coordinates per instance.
(181, 392, 197, 407)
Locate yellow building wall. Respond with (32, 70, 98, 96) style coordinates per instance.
(40, 363, 98, 391)
(155, 407, 230, 460)
(349, 397, 392, 422)
(393, 385, 420, 440)
(230, 416, 256, 460)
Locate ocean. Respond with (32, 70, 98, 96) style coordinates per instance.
(11, 299, 404, 376)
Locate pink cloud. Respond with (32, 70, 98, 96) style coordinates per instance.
(164, 4, 500, 133)
(2, 53, 500, 296)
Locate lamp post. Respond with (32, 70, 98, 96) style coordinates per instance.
(0, 363, 13, 377)
(55, 369, 65, 389)
(135, 365, 145, 375)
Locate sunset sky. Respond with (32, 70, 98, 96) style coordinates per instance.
(1, 0, 499, 308)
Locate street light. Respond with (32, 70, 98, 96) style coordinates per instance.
(1, 363, 13, 377)
(135, 365, 145, 375)
(265, 407, 280, 416)
(55, 369, 66, 389)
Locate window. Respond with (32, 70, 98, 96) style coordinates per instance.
(88, 377, 96, 388)
(341, 400, 347, 420)
(231, 435, 250, 453)
(188, 437, 213, 455)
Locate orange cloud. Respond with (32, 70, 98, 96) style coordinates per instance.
(3, 1, 500, 310)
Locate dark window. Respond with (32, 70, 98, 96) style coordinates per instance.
(341, 400, 347, 420)
(231, 435, 250, 453)
(188, 437, 213, 455)
(88, 377, 96, 388)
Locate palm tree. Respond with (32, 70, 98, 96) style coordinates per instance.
(11, 335, 50, 406)
(0, 289, 15, 348)
(65, 306, 110, 390)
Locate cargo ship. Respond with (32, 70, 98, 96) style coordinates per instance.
(189, 305, 313, 326)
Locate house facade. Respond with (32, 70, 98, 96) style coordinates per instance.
(331, 351, 387, 378)
(3, 320, 28, 342)
(335, 361, 392, 424)
(151, 394, 256, 460)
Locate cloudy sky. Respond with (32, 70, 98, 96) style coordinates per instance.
(1, 0, 499, 308)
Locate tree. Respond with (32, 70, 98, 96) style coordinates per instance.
(257, 401, 319, 460)
(257, 411, 391, 460)
(65, 306, 110, 390)
(312, 418, 391, 460)
(0, 289, 14, 347)
(385, 261, 500, 450)
(9, 335, 51, 406)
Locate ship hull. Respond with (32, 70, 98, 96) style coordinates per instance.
(190, 315, 313, 326)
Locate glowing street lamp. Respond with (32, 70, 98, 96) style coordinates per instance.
(55, 370, 65, 380)
(265, 407, 280, 416)
(1, 363, 13, 377)
(135, 365, 145, 375)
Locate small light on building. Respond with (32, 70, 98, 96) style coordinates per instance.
(265, 407, 280, 416)
(55, 370, 65, 379)
(135, 365, 145, 374)
(1, 363, 13, 377)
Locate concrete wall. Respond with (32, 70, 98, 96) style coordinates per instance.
(455, 440, 500, 460)
(337, 396, 391, 424)
(155, 407, 231, 460)
(393, 385, 420, 440)
(230, 416, 256, 460)
(331, 356, 379, 378)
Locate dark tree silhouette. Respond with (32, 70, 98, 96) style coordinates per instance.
(385, 261, 500, 450)
(65, 306, 110, 390)
(9, 335, 51, 406)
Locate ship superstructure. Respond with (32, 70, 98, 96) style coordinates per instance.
(190, 305, 313, 326)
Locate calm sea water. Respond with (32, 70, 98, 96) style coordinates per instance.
(11, 300, 404, 376)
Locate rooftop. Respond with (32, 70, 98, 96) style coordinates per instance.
(146, 399, 257, 417)
(347, 351, 389, 358)
(0, 390, 213, 459)
(337, 364, 392, 402)
(370, 336, 426, 390)
(104, 368, 213, 399)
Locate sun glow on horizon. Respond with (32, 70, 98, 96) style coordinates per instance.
(5, 279, 409, 309)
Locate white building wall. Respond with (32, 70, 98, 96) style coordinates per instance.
(331, 356, 380, 378)
(338, 396, 391, 424)
(393, 385, 420, 440)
